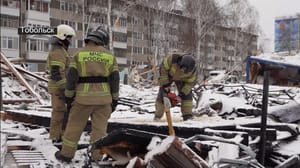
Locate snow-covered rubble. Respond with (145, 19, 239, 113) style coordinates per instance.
(2, 58, 300, 167)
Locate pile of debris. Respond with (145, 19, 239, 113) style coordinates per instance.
(1, 52, 300, 167)
(1, 52, 50, 106)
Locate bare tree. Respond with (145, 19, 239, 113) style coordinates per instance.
(183, 0, 224, 75)
(223, 0, 259, 71)
(129, 0, 185, 65)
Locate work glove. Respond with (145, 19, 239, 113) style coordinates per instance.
(178, 92, 185, 98)
(111, 99, 118, 112)
(50, 65, 62, 81)
(162, 83, 172, 93)
(65, 96, 74, 106)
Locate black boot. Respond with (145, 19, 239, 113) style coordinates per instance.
(55, 151, 72, 163)
(183, 114, 193, 121)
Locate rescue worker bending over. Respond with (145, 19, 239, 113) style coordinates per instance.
(55, 27, 120, 163)
(154, 53, 197, 121)
(47, 24, 75, 143)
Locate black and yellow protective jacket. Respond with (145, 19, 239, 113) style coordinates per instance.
(65, 44, 119, 105)
(159, 53, 197, 95)
(46, 38, 69, 93)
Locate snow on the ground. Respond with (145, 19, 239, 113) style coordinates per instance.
(2, 77, 300, 167)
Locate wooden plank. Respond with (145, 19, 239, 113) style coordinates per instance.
(14, 65, 48, 82)
(2, 99, 37, 104)
(7, 146, 32, 151)
(14, 157, 46, 160)
(147, 137, 209, 168)
(0, 111, 51, 130)
(0, 52, 43, 104)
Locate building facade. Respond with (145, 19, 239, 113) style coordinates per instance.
(1, 0, 257, 76)
(275, 15, 300, 54)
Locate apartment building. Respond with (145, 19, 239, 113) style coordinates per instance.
(275, 15, 300, 54)
(1, 0, 51, 71)
(205, 26, 258, 74)
(1, 0, 257, 76)
(1, 0, 21, 58)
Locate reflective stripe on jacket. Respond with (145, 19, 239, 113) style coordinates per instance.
(47, 46, 69, 93)
(159, 53, 197, 95)
(65, 44, 119, 105)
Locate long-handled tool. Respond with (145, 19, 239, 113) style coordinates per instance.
(62, 103, 71, 130)
(163, 96, 175, 135)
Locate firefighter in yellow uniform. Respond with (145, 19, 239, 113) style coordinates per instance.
(55, 27, 119, 163)
(154, 53, 197, 121)
(47, 24, 75, 142)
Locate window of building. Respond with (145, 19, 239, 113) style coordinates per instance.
(30, 39, 37, 51)
(93, 14, 106, 24)
(1, 37, 7, 49)
(133, 17, 143, 25)
(43, 41, 49, 52)
(133, 32, 143, 40)
(144, 47, 151, 54)
(133, 47, 143, 54)
(60, 1, 81, 14)
(68, 3, 75, 12)
(29, 39, 49, 52)
(169, 28, 176, 36)
(70, 39, 77, 48)
(88, 0, 107, 7)
(30, 0, 48, 13)
(61, 20, 77, 30)
(60, 1, 65, 10)
(1, 0, 20, 8)
(119, 18, 127, 27)
(127, 16, 132, 24)
(0, 14, 19, 28)
(1, 36, 18, 49)
(113, 32, 127, 42)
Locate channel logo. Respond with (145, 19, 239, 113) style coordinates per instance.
(18, 26, 57, 35)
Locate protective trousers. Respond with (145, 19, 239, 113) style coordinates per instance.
(60, 102, 111, 160)
(49, 89, 66, 140)
(154, 86, 193, 119)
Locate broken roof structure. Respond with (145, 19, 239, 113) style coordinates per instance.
(246, 53, 300, 86)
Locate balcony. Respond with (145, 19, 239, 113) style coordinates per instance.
(26, 10, 50, 23)
(88, 6, 107, 14)
(26, 51, 48, 61)
(116, 56, 127, 65)
(0, 6, 19, 16)
(113, 41, 127, 49)
(112, 26, 127, 33)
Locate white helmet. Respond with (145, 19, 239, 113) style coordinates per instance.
(54, 24, 76, 40)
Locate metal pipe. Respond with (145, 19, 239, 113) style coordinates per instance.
(258, 68, 269, 165)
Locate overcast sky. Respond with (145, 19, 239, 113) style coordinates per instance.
(215, 0, 300, 52)
(248, 0, 300, 51)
